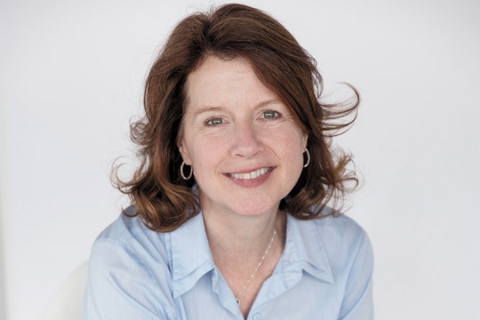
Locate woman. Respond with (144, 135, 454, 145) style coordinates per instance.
(83, 3, 373, 320)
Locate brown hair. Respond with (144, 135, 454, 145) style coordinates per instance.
(115, 3, 359, 231)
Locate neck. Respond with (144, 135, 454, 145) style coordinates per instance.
(201, 205, 287, 318)
(203, 206, 285, 264)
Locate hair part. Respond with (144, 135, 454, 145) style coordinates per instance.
(113, 3, 360, 232)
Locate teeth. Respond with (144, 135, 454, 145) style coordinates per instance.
(231, 168, 269, 180)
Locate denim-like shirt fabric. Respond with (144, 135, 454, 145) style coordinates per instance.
(83, 210, 374, 320)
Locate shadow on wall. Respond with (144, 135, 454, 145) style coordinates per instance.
(1, 85, 7, 320)
(0, 215, 5, 320)
(41, 261, 89, 320)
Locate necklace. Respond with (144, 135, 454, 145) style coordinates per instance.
(235, 228, 277, 306)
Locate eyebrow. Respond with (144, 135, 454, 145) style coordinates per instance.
(192, 98, 282, 117)
(193, 106, 225, 117)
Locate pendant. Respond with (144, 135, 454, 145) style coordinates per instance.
(236, 298, 240, 306)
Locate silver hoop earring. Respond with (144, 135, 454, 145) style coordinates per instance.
(180, 161, 193, 180)
(303, 148, 310, 168)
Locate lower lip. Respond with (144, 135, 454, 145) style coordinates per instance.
(225, 168, 273, 188)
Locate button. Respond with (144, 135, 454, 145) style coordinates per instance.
(252, 313, 261, 320)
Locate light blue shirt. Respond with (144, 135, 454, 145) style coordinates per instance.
(83, 209, 374, 319)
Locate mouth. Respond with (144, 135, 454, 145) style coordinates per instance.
(227, 167, 272, 180)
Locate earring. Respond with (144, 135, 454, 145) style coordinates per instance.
(303, 148, 310, 168)
(180, 161, 193, 180)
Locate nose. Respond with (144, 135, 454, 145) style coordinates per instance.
(230, 121, 264, 158)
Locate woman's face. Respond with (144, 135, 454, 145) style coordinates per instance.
(179, 56, 307, 218)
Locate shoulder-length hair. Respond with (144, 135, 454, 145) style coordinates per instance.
(115, 3, 359, 231)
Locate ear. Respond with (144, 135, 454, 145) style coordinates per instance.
(177, 139, 192, 166)
(302, 133, 308, 150)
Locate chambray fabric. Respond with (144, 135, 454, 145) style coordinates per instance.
(83, 209, 374, 320)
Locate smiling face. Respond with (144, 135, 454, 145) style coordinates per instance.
(178, 56, 307, 219)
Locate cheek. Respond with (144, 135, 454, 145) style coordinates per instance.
(273, 126, 306, 154)
(287, 145, 306, 173)
(280, 132, 307, 176)
(189, 135, 223, 170)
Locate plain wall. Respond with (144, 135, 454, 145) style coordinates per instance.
(1, 0, 479, 319)
(0, 34, 7, 319)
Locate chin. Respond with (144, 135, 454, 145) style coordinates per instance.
(229, 197, 281, 217)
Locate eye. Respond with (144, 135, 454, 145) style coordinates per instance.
(261, 110, 280, 119)
(206, 118, 224, 126)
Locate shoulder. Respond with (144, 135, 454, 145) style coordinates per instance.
(295, 210, 370, 247)
(318, 214, 372, 259)
(293, 210, 374, 273)
(96, 207, 157, 242)
(313, 213, 369, 245)
(84, 209, 175, 319)
(90, 207, 171, 279)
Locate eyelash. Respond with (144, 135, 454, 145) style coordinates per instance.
(204, 110, 281, 127)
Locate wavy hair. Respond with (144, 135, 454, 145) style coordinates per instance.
(114, 3, 360, 231)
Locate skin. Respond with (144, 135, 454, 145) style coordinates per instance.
(178, 56, 308, 317)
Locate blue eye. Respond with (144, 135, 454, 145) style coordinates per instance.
(262, 111, 279, 119)
(206, 118, 223, 126)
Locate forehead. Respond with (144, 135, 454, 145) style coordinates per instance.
(185, 56, 273, 107)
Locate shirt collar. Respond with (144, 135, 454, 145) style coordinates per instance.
(281, 214, 335, 284)
(167, 211, 335, 298)
(167, 211, 215, 298)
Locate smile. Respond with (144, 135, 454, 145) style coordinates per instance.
(229, 167, 271, 180)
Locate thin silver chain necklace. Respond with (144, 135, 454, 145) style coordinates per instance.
(235, 228, 277, 306)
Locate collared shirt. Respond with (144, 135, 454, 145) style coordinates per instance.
(83, 210, 374, 320)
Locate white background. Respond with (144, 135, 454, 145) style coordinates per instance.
(1, 0, 479, 319)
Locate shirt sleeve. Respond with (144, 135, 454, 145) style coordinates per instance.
(83, 238, 174, 320)
(338, 230, 375, 320)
